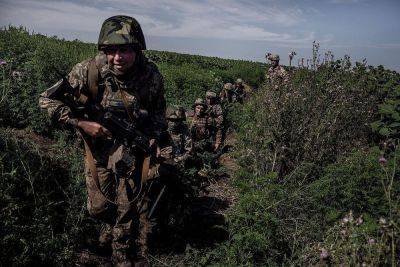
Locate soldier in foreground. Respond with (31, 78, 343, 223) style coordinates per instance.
(39, 15, 166, 267)
(205, 91, 223, 152)
(265, 54, 289, 86)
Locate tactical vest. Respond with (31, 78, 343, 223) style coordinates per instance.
(84, 54, 151, 122)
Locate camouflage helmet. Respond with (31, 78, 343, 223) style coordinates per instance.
(176, 106, 187, 120)
(206, 91, 217, 99)
(223, 83, 233, 90)
(236, 78, 243, 84)
(98, 15, 146, 50)
(166, 106, 186, 120)
(268, 54, 280, 61)
(192, 98, 207, 108)
(166, 107, 179, 120)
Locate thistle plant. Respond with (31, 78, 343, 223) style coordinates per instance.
(288, 51, 296, 67)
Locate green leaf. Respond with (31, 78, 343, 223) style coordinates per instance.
(389, 122, 400, 128)
(378, 127, 391, 136)
(378, 104, 395, 115)
(370, 121, 382, 131)
(391, 111, 400, 121)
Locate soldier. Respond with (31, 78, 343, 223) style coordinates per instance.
(164, 106, 190, 160)
(233, 78, 246, 103)
(265, 54, 289, 86)
(219, 82, 234, 103)
(39, 15, 166, 267)
(205, 91, 223, 152)
(189, 98, 214, 153)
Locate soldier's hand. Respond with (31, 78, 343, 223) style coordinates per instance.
(77, 120, 112, 138)
(149, 138, 161, 158)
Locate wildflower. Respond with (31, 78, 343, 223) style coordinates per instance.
(378, 156, 387, 165)
(342, 211, 354, 224)
(0, 59, 6, 66)
(12, 71, 23, 80)
(349, 211, 354, 222)
(368, 238, 376, 245)
(379, 217, 387, 225)
(356, 216, 363, 226)
(379, 156, 387, 165)
(319, 248, 330, 260)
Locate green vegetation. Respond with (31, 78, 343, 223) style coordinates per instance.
(200, 53, 400, 266)
(1, 26, 399, 266)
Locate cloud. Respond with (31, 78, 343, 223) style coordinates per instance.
(329, 0, 364, 4)
(0, 0, 318, 45)
(329, 43, 400, 49)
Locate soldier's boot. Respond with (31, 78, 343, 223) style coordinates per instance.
(135, 202, 152, 267)
(134, 257, 149, 267)
(112, 243, 133, 267)
(112, 226, 134, 267)
(134, 246, 149, 267)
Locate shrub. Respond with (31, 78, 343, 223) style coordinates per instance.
(201, 58, 400, 265)
(0, 128, 93, 266)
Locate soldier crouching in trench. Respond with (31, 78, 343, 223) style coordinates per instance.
(39, 15, 166, 267)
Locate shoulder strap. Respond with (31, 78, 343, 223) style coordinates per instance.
(88, 58, 100, 102)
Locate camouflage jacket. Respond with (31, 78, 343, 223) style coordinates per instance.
(265, 65, 289, 86)
(167, 121, 190, 157)
(219, 89, 233, 103)
(206, 103, 223, 146)
(39, 53, 167, 141)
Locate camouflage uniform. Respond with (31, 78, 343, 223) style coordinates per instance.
(162, 107, 190, 161)
(190, 98, 214, 153)
(39, 16, 166, 266)
(220, 83, 234, 103)
(205, 91, 223, 150)
(265, 54, 289, 87)
(233, 78, 246, 103)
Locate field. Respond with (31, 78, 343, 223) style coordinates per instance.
(1, 26, 399, 266)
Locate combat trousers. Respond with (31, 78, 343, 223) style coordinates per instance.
(84, 140, 152, 262)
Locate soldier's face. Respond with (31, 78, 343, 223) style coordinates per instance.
(195, 105, 204, 116)
(105, 45, 136, 73)
(271, 60, 279, 67)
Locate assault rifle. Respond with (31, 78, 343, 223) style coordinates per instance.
(101, 110, 151, 155)
(52, 71, 151, 155)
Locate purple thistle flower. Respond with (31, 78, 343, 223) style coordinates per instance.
(319, 248, 330, 260)
(379, 156, 387, 165)
(0, 59, 7, 66)
(368, 238, 376, 245)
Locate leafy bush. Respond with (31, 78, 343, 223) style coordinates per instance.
(202, 147, 399, 266)
(199, 58, 400, 265)
(0, 128, 93, 266)
(302, 211, 399, 266)
(234, 59, 385, 178)
(0, 26, 97, 133)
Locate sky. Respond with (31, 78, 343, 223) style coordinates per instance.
(0, 0, 399, 71)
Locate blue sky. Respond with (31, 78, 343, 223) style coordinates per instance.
(1, 0, 399, 70)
